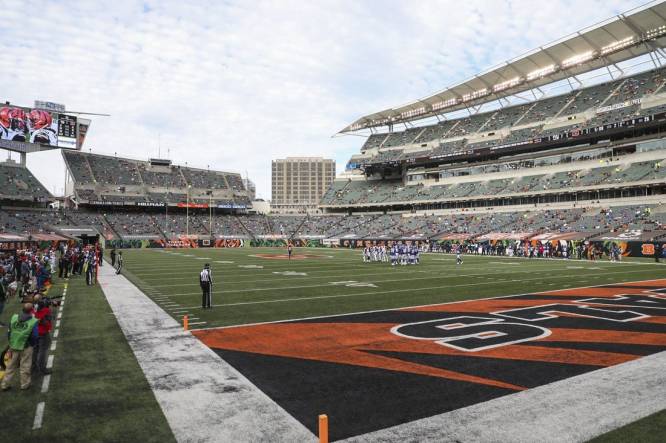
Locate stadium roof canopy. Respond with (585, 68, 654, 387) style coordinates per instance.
(339, 0, 666, 134)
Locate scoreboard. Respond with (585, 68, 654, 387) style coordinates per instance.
(57, 114, 78, 148)
(58, 114, 77, 138)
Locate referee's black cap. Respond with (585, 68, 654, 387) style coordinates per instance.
(204, 263, 210, 268)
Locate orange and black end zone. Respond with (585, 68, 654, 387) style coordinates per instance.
(193, 279, 666, 441)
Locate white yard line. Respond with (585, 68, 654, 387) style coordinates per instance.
(41, 375, 51, 394)
(33, 402, 45, 430)
(97, 264, 315, 443)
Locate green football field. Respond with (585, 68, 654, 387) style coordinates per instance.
(118, 247, 666, 329)
(1, 247, 664, 441)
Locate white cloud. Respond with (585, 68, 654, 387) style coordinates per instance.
(2, 0, 647, 198)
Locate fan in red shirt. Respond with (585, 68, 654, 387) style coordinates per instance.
(31, 295, 53, 376)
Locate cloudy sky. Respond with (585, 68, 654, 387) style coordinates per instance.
(1, 0, 648, 199)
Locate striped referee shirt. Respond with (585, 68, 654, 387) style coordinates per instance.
(200, 269, 212, 284)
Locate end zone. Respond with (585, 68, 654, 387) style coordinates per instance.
(193, 279, 666, 441)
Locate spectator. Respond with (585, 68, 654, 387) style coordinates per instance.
(31, 295, 53, 376)
(1, 303, 39, 391)
(0, 274, 7, 327)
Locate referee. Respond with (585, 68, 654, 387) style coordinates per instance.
(200, 263, 213, 309)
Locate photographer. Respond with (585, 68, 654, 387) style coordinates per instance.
(32, 295, 53, 376)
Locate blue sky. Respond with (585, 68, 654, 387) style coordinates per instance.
(0, 0, 649, 199)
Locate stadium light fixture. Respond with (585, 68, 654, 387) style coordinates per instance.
(600, 36, 635, 55)
(646, 25, 666, 40)
(401, 106, 426, 119)
(493, 77, 522, 93)
(527, 65, 556, 81)
(561, 51, 595, 68)
(462, 88, 489, 102)
(432, 98, 459, 111)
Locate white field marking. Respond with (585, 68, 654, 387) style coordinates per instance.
(53, 329, 59, 338)
(50, 341, 57, 351)
(490, 261, 521, 265)
(188, 273, 666, 331)
(238, 265, 263, 269)
(125, 259, 371, 273)
(33, 402, 45, 430)
(272, 271, 308, 276)
(329, 281, 377, 288)
(55, 320, 61, 328)
(57, 312, 62, 320)
(187, 321, 207, 326)
(41, 374, 51, 393)
(196, 257, 212, 260)
(157, 265, 635, 297)
(46, 355, 54, 369)
(123, 259, 639, 279)
(214, 260, 235, 264)
(61, 296, 66, 301)
(60, 301, 65, 307)
(568, 266, 585, 269)
(145, 268, 466, 287)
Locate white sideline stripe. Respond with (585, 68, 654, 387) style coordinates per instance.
(46, 355, 54, 369)
(343, 351, 666, 443)
(33, 402, 45, 430)
(188, 321, 207, 325)
(55, 320, 61, 328)
(53, 329, 59, 339)
(41, 375, 51, 393)
(50, 341, 57, 351)
(96, 264, 315, 442)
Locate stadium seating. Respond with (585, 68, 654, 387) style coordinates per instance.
(361, 133, 389, 150)
(138, 165, 187, 188)
(0, 163, 52, 201)
(356, 67, 666, 164)
(63, 151, 250, 206)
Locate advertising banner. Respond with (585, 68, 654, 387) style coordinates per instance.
(177, 202, 209, 209)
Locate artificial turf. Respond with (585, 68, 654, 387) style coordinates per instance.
(0, 267, 174, 443)
(2, 247, 663, 441)
(118, 247, 666, 329)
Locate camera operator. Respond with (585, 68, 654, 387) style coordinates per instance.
(31, 295, 53, 376)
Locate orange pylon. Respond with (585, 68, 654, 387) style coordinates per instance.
(319, 414, 328, 443)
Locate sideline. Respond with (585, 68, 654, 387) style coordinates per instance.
(97, 264, 315, 442)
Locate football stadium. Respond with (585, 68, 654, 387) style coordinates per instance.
(1, 1, 666, 442)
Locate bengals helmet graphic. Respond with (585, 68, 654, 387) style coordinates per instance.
(27, 109, 53, 130)
(0, 107, 28, 141)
